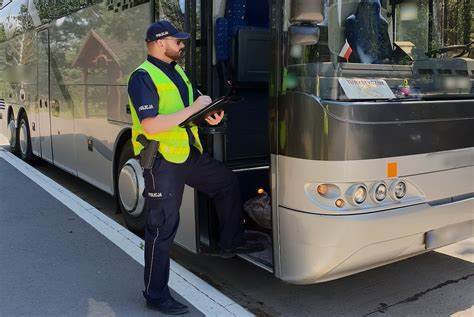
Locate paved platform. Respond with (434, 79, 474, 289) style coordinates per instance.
(0, 148, 250, 316)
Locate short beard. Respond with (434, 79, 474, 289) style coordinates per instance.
(164, 47, 182, 61)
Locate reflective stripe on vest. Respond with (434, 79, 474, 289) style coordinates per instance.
(129, 60, 203, 163)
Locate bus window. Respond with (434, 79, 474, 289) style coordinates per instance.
(155, 0, 186, 67)
(0, 3, 8, 43)
(7, 0, 33, 37)
(395, 0, 429, 60)
(286, 0, 473, 101)
(0, 0, 12, 9)
(33, 0, 99, 23)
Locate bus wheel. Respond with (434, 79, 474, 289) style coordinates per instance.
(117, 142, 146, 234)
(18, 114, 33, 162)
(7, 114, 18, 154)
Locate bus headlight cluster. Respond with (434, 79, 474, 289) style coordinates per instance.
(315, 183, 341, 199)
(354, 186, 367, 204)
(390, 180, 407, 200)
(346, 184, 368, 205)
(372, 182, 387, 202)
(307, 178, 418, 213)
(346, 180, 407, 206)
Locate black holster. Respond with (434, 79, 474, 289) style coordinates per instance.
(137, 135, 159, 170)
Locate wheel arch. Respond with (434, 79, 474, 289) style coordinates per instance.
(17, 107, 27, 123)
(112, 127, 132, 198)
(7, 106, 14, 123)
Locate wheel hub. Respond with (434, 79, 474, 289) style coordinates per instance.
(118, 158, 145, 217)
(19, 120, 28, 156)
(7, 118, 16, 148)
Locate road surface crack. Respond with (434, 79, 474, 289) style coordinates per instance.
(363, 273, 474, 316)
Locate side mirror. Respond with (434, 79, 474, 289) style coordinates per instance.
(290, 0, 324, 24)
(289, 25, 320, 46)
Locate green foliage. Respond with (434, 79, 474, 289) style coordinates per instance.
(444, 0, 472, 45)
(156, 0, 186, 66)
(33, 0, 92, 22)
(0, 25, 6, 43)
(158, 0, 185, 31)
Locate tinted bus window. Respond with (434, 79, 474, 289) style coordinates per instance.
(286, 0, 473, 101)
(155, 0, 186, 67)
(0, 0, 12, 9)
(0, 0, 33, 40)
(9, 0, 34, 36)
(33, 0, 96, 23)
(0, 6, 7, 42)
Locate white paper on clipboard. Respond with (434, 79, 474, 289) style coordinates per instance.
(338, 78, 396, 99)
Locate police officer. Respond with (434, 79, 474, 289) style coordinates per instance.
(128, 21, 264, 315)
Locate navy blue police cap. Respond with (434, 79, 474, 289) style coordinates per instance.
(145, 20, 190, 42)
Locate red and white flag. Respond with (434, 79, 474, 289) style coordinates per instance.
(339, 40, 352, 61)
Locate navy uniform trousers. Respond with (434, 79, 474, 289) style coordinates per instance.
(142, 147, 244, 302)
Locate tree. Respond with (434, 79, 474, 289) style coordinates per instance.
(444, 0, 472, 45)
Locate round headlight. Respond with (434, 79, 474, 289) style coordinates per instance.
(374, 183, 387, 202)
(394, 181, 406, 199)
(353, 186, 367, 204)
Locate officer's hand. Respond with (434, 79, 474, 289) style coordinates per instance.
(205, 111, 224, 125)
(191, 96, 212, 113)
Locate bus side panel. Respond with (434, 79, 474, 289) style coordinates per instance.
(0, 41, 6, 139)
(25, 32, 41, 157)
(46, 1, 149, 193)
(175, 185, 198, 253)
(1, 32, 37, 150)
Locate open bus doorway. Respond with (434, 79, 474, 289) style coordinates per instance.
(193, 0, 274, 270)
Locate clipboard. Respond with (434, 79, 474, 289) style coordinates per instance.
(179, 95, 240, 127)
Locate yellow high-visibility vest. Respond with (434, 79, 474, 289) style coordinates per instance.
(128, 60, 203, 163)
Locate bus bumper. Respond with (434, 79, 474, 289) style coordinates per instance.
(276, 196, 473, 284)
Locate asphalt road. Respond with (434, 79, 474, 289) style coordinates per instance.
(1, 136, 473, 317)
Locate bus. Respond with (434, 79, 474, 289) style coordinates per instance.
(0, 0, 472, 284)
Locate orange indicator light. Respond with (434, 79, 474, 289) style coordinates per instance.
(317, 184, 328, 196)
(335, 199, 345, 208)
(257, 188, 265, 195)
(387, 162, 398, 178)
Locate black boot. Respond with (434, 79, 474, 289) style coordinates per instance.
(146, 297, 189, 315)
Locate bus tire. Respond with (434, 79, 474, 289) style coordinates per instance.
(7, 113, 18, 155)
(18, 114, 34, 163)
(117, 141, 146, 234)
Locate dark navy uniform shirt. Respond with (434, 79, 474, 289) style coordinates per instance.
(128, 55, 197, 122)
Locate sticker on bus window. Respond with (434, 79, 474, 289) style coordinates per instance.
(338, 78, 396, 100)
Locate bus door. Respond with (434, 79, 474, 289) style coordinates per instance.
(191, 0, 274, 270)
(37, 29, 53, 163)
